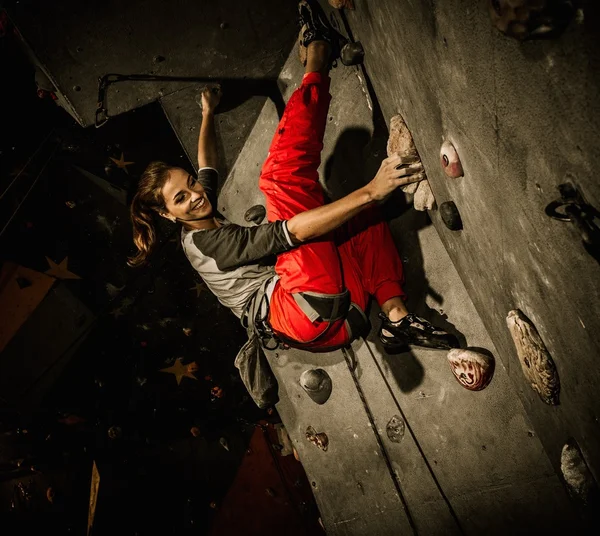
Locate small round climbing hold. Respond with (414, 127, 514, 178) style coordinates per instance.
(306, 426, 329, 452)
(440, 141, 463, 178)
(439, 201, 463, 231)
(340, 41, 365, 66)
(386, 415, 406, 443)
(244, 205, 266, 225)
(300, 369, 332, 405)
(447, 349, 495, 391)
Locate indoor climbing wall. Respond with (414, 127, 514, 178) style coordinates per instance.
(341, 0, 600, 520)
(212, 37, 581, 534)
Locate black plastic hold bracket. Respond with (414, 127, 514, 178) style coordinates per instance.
(545, 182, 600, 263)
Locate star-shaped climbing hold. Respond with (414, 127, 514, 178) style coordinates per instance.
(109, 152, 135, 174)
(45, 257, 81, 280)
(160, 358, 198, 386)
(189, 282, 205, 298)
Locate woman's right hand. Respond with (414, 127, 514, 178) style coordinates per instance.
(366, 153, 425, 202)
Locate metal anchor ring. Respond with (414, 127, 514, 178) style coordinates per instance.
(544, 199, 574, 221)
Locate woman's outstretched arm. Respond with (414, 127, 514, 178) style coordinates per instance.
(286, 154, 424, 243)
(197, 85, 222, 170)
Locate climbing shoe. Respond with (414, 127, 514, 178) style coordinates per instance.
(298, 0, 336, 46)
(298, 0, 364, 67)
(378, 312, 460, 352)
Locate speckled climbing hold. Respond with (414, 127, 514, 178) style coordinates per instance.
(328, 0, 354, 9)
(387, 114, 424, 197)
(506, 309, 560, 405)
(561, 438, 598, 505)
(440, 141, 463, 178)
(300, 369, 332, 405)
(439, 201, 463, 231)
(306, 426, 329, 452)
(413, 180, 436, 211)
(244, 205, 266, 225)
(447, 349, 495, 391)
(386, 415, 405, 443)
(489, 0, 575, 40)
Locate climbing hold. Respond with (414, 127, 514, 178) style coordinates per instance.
(386, 415, 405, 443)
(328, 0, 355, 9)
(107, 426, 122, 440)
(387, 114, 425, 198)
(413, 180, 436, 211)
(489, 0, 575, 40)
(306, 426, 329, 452)
(387, 114, 420, 195)
(506, 309, 560, 405)
(300, 369, 332, 405)
(560, 438, 598, 505)
(447, 349, 495, 391)
(219, 437, 229, 452)
(244, 205, 266, 225)
(439, 201, 463, 231)
(440, 141, 463, 178)
(340, 41, 365, 66)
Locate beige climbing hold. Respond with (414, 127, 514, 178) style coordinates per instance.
(506, 309, 560, 405)
(413, 179, 436, 211)
(561, 438, 598, 504)
(387, 114, 424, 196)
(447, 349, 495, 391)
(329, 0, 355, 9)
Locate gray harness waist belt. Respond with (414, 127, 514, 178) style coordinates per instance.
(243, 283, 370, 350)
(292, 290, 351, 323)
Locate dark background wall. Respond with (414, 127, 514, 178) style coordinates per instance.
(0, 2, 322, 533)
(344, 0, 600, 494)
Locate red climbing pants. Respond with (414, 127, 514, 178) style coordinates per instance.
(259, 71, 406, 350)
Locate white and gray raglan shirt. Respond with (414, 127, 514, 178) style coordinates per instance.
(181, 168, 296, 318)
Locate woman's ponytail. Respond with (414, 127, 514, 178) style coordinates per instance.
(127, 161, 174, 268)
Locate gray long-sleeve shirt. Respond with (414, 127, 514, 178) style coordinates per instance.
(181, 168, 295, 318)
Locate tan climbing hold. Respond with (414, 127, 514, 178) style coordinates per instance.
(506, 309, 560, 405)
(413, 180, 436, 211)
(387, 114, 424, 198)
(329, 0, 355, 9)
(447, 349, 495, 391)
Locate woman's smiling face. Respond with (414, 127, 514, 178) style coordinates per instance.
(160, 168, 213, 222)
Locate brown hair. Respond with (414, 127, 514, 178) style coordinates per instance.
(128, 161, 175, 267)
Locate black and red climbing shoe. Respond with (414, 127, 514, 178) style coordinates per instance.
(378, 312, 460, 352)
(298, 0, 364, 67)
(298, 0, 335, 46)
